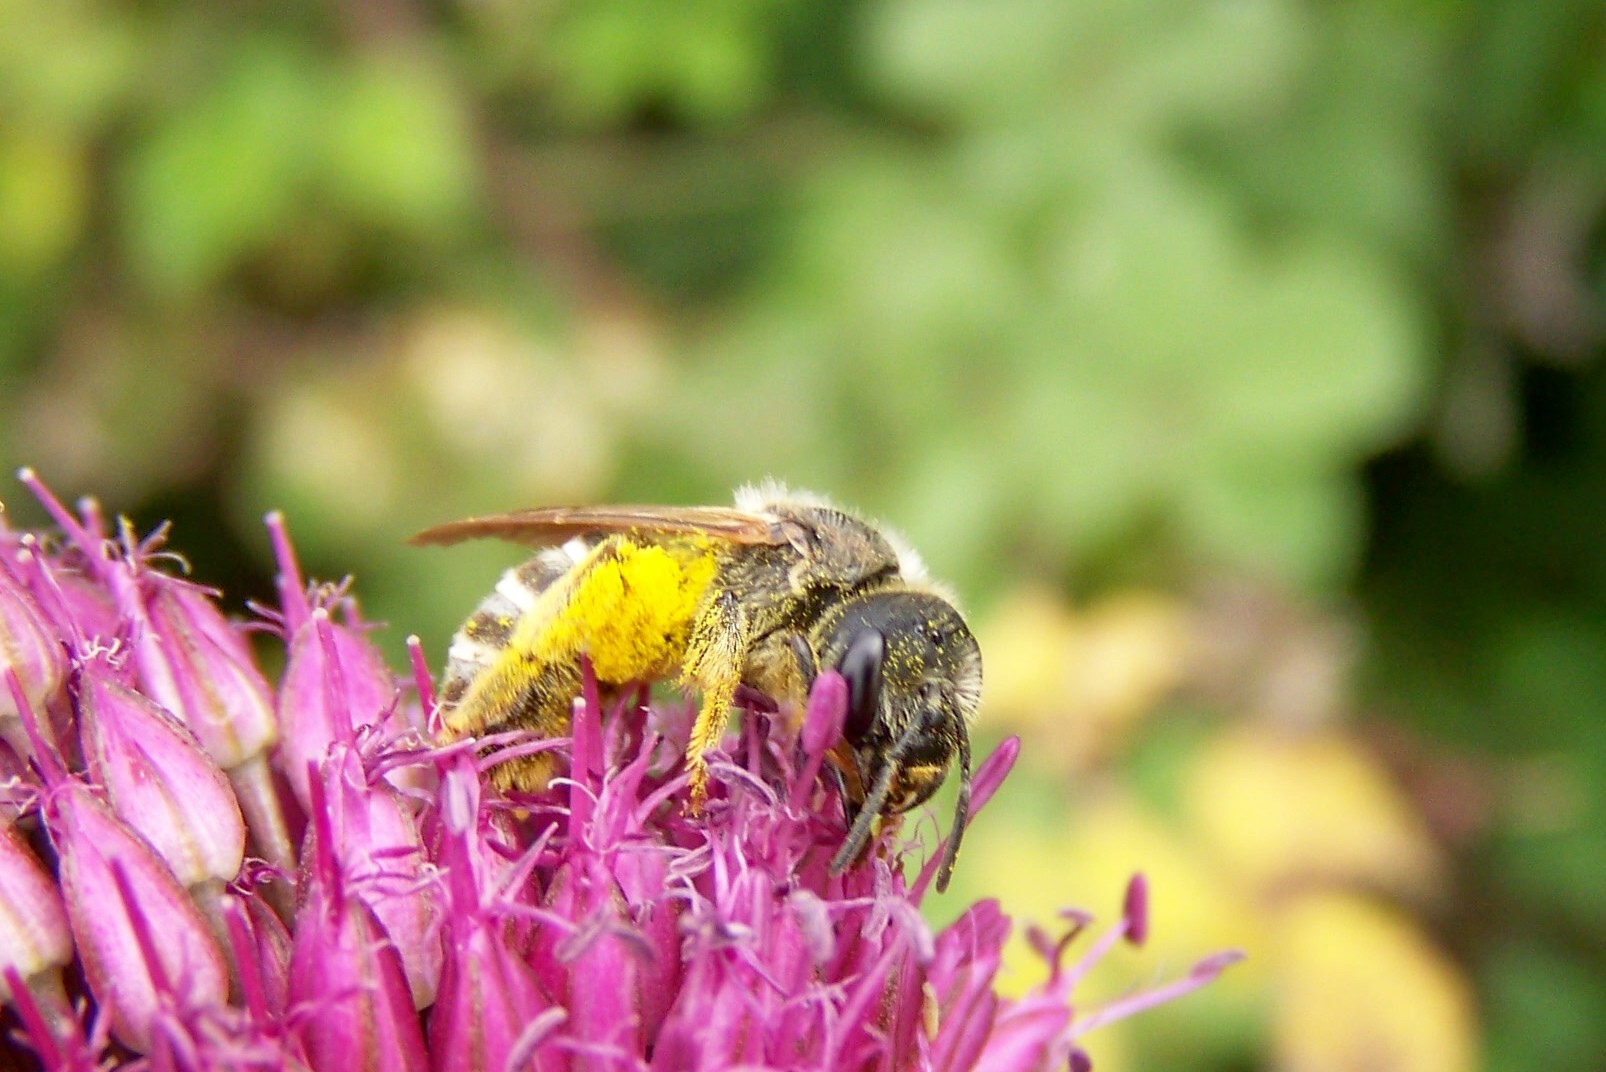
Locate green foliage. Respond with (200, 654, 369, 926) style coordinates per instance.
(2, 2, 1605, 1069)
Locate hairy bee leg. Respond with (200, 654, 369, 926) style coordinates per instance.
(681, 589, 748, 811)
(685, 675, 738, 810)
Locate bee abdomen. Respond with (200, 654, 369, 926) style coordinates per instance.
(440, 539, 590, 706)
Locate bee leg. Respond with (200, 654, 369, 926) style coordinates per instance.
(685, 675, 738, 811)
(682, 592, 748, 812)
(829, 763, 858, 827)
(829, 717, 927, 877)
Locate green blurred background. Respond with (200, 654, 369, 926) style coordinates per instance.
(3, 1, 1604, 1068)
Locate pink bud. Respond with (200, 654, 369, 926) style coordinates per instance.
(0, 824, 73, 1000)
(78, 661, 246, 888)
(277, 608, 399, 809)
(429, 921, 558, 1072)
(559, 858, 648, 1055)
(223, 891, 293, 1019)
(311, 747, 443, 1009)
(45, 781, 228, 1053)
(290, 769, 428, 1072)
(132, 579, 277, 771)
(429, 759, 560, 1072)
(40, 568, 122, 648)
(0, 568, 67, 735)
(6, 537, 121, 650)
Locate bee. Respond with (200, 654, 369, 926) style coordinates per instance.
(411, 483, 982, 891)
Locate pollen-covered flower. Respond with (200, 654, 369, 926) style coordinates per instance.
(0, 472, 1240, 1069)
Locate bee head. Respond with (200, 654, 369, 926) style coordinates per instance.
(813, 589, 982, 891)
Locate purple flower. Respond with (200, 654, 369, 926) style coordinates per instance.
(0, 472, 1240, 1069)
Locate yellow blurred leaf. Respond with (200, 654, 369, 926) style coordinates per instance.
(1274, 891, 1478, 1072)
(1183, 726, 1442, 897)
(0, 125, 85, 274)
(400, 307, 616, 501)
(975, 587, 1078, 718)
(258, 373, 405, 534)
(979, 587, 1189, 770)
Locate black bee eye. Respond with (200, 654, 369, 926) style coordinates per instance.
(837, 628, 885, 742)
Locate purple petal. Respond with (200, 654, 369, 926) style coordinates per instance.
(316, 747, 443, 1008)
(290, 766, 429, 1072)
(429, 920, 559, 1072)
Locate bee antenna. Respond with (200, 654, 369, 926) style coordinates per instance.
(934, 719, 972, 893)
(829, 718, 921, 877)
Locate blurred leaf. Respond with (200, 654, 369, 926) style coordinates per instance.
(548, 0, 771, 125)
(1482, 942, 1606, 1072)
(867, 0, 1307, 128)
(0, 0, 135, 132)
(121, 38, 321, 296)
(1183, 727, 1444, 897)
(321, 51, 477, 233)
(1177, 462, 1363, 590)
(0, 124, 86, 275)
(1456, 0, 1606, 168)
(1275, 892, 1479, 1072)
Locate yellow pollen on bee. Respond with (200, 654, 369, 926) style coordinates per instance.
(527, 538, 718, 683)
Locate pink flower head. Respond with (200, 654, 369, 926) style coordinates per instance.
(0, 472, 1240, 1069)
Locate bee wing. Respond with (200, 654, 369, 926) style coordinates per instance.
(409, 505, 802, 549)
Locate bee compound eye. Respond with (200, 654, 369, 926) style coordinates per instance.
(837, 628, 885, 743)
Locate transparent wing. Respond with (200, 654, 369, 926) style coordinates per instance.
(410, 504, 801, 549)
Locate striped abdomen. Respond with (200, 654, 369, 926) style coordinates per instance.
(438, 538, 591, 712)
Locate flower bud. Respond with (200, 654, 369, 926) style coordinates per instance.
(310, 747, 442, 1009)
(221, 890, 293, 1022)
(79, 660, 246, 889)
(429, 760, 560, 1072)
(0, 824, 73, 1001)
(133, 578, 277, 771)
(45, 780, 228, 1053)
(278, 609, 399, 809)
(0, 568, 67, 737)
(291, 770, 428, 1072)
(430, 920, 558, 1072)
